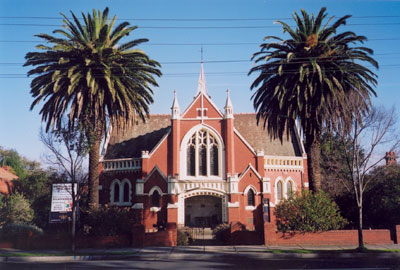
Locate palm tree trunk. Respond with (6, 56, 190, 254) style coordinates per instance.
(305, 138, 322, 192)
(88, 126, 102, 210)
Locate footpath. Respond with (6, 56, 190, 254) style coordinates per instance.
(1, 244, 400, 263)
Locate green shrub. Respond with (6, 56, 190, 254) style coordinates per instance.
(82, 205, 136, 236)
(0, 223, 43, 241)
(275, 191, 348, 233)
(0, 193, 34, 226)
(212, 223, 230, 242)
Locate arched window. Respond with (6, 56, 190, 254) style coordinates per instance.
(247, 189, 255, 206)
(113, 182, 120, 203)
(110, 179, 131, 206)
(286, 181, 293, 197)
(187, 137, 196, 176)
(123, 182, 130, 202)
(152, 190, 160, 207)
(277, 181, 283, 201)
(185, 129, 220, 177)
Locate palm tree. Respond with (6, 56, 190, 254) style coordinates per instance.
(249, 7, 378, 192)
(24, 7, 161, 209)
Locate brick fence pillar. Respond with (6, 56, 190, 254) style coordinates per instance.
(264, 223, 277, 246)
(396, 225, 400, 244)
(167, 222, 177, 246)
(132, 224, 145, 247)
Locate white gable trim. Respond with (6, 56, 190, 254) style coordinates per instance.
(148, 186, 164, 196)
(181, 93, 202, 118)
(181, 93, 224, 119)
(238, 163, 262, 182)
(202, 93, 224, 118)
(148, 128, 171, 158)
(233, 128, 257, 155)
(144, 165, 167, 183)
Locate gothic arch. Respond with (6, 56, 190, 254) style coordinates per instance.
(180, 124, 225, 179)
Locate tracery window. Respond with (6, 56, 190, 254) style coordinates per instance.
(186, 129, 220, 177)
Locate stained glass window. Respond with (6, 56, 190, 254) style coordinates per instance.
(186, 129, 220, 177)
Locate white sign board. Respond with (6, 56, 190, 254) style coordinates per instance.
(51, 183, 77, 212)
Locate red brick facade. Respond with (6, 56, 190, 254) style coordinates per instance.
(99, 65, 307, 245)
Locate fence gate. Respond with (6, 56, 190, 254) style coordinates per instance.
(178, 226, 216, 246)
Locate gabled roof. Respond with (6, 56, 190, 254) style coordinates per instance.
(0, 167, 18, 195)
(104, 115, 171, 159)
(0, 166, 18, 181)
(234, 114, 302, 157)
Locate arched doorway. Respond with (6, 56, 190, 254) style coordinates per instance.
(184, 195, 222, 227)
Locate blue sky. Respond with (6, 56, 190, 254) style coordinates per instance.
(0, 0, 399, 163)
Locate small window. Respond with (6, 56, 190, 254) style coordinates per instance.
(152, 190, 160, 207)
(247, 189, 255, 206)
(203, 109, 207, 117)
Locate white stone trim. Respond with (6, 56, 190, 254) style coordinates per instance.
(233, 128, 257, 155)
(110, 178, 132, 206)
(238, 164, 263, 182)
(177, 189, 228, 226)
(167, 203, 179, 209)
(228, 201, 239, 208)
(274, 176, 297, 205)
(262, 177, 271, 194)
(245, 206, 256, 211)
(144, 165, 167, 183)
(132, 203, 143, 209)
(243, 184, 258, 195)
(148, 129, 171, 158)
(150, 207, 161, 212)
(148, 186, 164, 196)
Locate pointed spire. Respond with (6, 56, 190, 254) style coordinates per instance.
(171, 90, 180, 119)
(196, 47, 208, 96)
(224, 89, 233, 119)
(196, 63, 208, 96)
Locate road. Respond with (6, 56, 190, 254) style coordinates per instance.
(1, 252, 399, 269)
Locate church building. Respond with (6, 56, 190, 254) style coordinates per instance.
(99, 64, 308, 234)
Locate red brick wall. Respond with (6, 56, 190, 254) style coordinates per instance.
(264, 223, 394, 246)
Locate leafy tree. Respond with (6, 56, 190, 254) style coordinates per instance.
(363, 165, 400, 229)
(275, 191, 347, 233)
(0, 147, 41, 177)
(0, 193, 34, 226)
(24, 7, 162, 209)
(249, 7, 378, 191)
